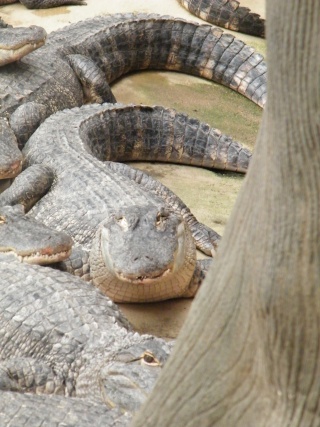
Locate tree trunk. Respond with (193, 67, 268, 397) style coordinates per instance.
(132, 1, 320, 426)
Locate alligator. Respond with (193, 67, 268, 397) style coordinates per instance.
(0, 24, 46, 182)
(0, 102, 251, 302)
(0, 212, 172, 424)
(0, 13, 267, 180)
(0, 0, 86, 8)
(0, 24, 46, 66)
(178, 0, 265, 37)
(0, 203, 72, 264)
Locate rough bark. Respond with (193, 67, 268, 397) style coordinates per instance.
(132, 1, 320, 426)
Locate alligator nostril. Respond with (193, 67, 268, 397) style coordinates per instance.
(132, 255, 153, 262)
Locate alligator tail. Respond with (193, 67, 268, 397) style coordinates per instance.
(85, 104, 251, 173)
(178, 0, 265, 37)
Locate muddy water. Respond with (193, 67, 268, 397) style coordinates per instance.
(3, 0, 265, 338)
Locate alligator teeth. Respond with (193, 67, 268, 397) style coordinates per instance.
(22, 249, 72, 265)
(117, 268, 172, 284)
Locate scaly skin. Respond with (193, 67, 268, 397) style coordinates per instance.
(178, 0, 265, 37)
(0, 392, 131, 427)
(0, 25, 46, 66)
(0, 13, 266, 179)
(0, 103, 238, 302)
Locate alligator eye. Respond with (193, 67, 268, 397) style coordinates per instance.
(116, 216, 128, 231)
(156, 212, 167, 227)
(141, 351, 161, 367)
(0, 216, 6, 224)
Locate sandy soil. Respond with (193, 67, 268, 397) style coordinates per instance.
(2, 0, 265, 31)
(2, 0, 265, 338)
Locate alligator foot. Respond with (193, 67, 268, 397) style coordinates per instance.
(194, 222, 221, 256)
(9, 101, 49, 149)
(182, 258, 213, 297)
(52, 245, 91, 282)
(0, 358, 65, 395)
(0, 118, 22, 180)
(67, 54, 117, 104)
(0, 164, 54, 211)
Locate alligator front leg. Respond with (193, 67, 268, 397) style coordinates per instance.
(0, 357, 65, 395)
(0, 118, 22, 180)
(67, 54, 117, 104)
(105, 161, 221, 256)
(0, 164, 54, 211)
(9, 101, 48, 149)
(183, 258, 213, 297)
(52, 245, 91, 282)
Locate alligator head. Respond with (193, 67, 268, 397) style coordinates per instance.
(0, 204, 73, 264)
(76, 336, 173, 412)
(0, 25, 46, 66)
(89, 204, 196, 302)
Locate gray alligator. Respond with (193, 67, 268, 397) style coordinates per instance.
(0, 13, 266, 180)
(0, 207, 172, 425)
(178, 0, 265, 37)
(0, 102, 251, 302)
(0, 0, 85, 8)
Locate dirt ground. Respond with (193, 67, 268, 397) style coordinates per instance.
(2, 0, 265, 339)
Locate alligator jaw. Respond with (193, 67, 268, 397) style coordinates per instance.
(21, 248, 72, 264)
(0, 41, 45, 66)
(0, 205, 73, 265)
(0, 25, 46, 66)
(115, 266, 172, 285)
(0, 248, 72, 265)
